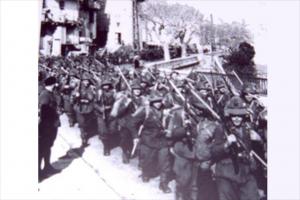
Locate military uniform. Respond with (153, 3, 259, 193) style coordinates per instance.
(73, 72, 96, 146)
(170, 90, 219, 200)
(111, 80, 146, 163)
(60, 74, 77, 127)
(94, 79, 119, 156)
(241, 83, 267, 196)
(214, 79, 232, 116)
(211, 96, 259, 200)
(128, 92, 172, 193)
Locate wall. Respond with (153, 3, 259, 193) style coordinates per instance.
(105, 0, 133, 52)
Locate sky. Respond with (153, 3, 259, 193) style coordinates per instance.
(167, 0, 270, 65)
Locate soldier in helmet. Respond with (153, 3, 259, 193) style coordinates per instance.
(60, 68, 79, 127)
(214, 79, 232, 115)
(139, 75, 153, 96)
(94, 78, 118, 156)
(110, 80, 146, 164)
(73, 71, 96, 146)
(168, 82, 219, 200)
(211, 96, 260, 200)
(241, 83, 267, 199)
(163, 80, 185, 109)
(194, 80, 216, 110)
(128, 91, 173, 193)
(241, 83, 265, 125)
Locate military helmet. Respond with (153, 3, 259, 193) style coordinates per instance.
(122, 68, 130, 77)
(149, 91, 163, 103)
(131, 79, 142, 90)
(69, 68, 79, 79)
(140, 75, 151, 87)
(195, 80, 210, 91)
(216, 79, 226, 89)
(224, 96, 248, 117)
(242, 83, 256, 95)
(101, 78, 113, 88)
(81, 71, 92, 80)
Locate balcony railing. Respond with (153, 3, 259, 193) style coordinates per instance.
(41, 9, 82, 27)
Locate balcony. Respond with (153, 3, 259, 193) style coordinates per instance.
(41, 9, 82, 27)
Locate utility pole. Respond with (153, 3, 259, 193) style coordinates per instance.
(132, 0, 144, 52)
(210, 13, 216, 72)
(210, 14, 215, 54)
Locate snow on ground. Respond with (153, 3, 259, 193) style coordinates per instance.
(38, 114, 175, 200)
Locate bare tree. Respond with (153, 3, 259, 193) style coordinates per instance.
(140, 2, 203, 60)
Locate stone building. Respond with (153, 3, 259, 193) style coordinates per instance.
(39, 0, 109, 56)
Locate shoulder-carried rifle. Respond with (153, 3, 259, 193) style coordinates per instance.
(185, 81, 267, 172)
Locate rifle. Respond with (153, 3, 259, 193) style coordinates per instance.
(167, 79, 200, 151)
(116, 66, 132, 91)
(78, 66, 101, 77)
(131, 124, 144, 157)
(213, 56, 239, 96)
(185, 81, 267, 172)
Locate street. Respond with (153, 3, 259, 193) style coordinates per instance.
(38, 114, 175, 200)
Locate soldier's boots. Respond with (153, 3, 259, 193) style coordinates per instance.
(80, 131, 88, 147)
(122, 151, 130, 164)
(159, 182, 172, 193)
(159, 173, 172, 193)
(69, 121, 75, 127)
(140, 174, 150, 183)
(103, 146, 110, 156)
(81, 132, 88, 147)
(82, 138, 88, 146)
(175, 191, 184, 200)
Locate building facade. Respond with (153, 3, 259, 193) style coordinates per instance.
(39, 0, 108, 56)
(105, 0, 145, 52)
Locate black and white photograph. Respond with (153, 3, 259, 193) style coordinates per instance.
(0, 0, 300, 200)
(37, 0, 268, 199)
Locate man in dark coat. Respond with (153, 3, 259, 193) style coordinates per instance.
(39, 76, 61, 180)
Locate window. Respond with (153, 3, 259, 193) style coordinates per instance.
(59, 0, 65, 10)
(42, 0, 46, 8)
(89, 11, 94, 23)
(116, 32, 122, 44)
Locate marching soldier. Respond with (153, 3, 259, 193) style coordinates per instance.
(110, 80, 145, 164)
(73, 72, 96, 146)
(168, 80, 219, 200)
(214, 79, 232, 115)
(39, 76, 61, 180)
(60, 69, 78, 127)
(94, 78, 118, 156)
(241, 83, 267, 199)
(128, 91, 173, 193)
(241, 83, 265, 126)
(211, 96, 260, 200)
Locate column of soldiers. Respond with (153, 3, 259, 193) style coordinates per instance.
(38, 55, 267, 200)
